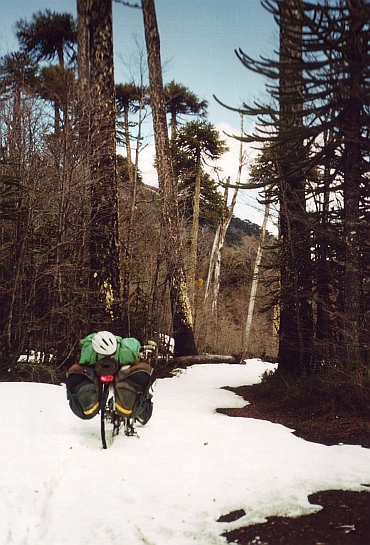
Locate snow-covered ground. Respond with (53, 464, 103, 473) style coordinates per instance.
(1, 359, 369, 545)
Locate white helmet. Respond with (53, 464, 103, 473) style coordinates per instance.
(92, 331, 117, 356)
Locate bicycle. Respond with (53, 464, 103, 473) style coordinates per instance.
(96, 356, 154, 449)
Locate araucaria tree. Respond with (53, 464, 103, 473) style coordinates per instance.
(141, 0, 197, 356)
(276, 0, 314, 374)
(164, 80, 208, 140)
(173, 121, 228, 309)
(235, 0, 370, 372)
(77, 0, 121, 329)
(16, 10, 77, 135)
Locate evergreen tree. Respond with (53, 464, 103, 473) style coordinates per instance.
(77, 0, 121, 330)
(16, 11, 77, 134)
(141, 0, 197, 356)
(164, 80, 208, 139)
(172, 120, 228, 308)
(16, 10, 77, 68)
(232, 0, 370, 370)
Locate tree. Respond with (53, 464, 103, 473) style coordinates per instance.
(274, 0, 314, 374)
(339, 0, 369, 362)
(243, 188, 271, 357)
(77, 0, 122, 330)
(0, 67, 82, 359)
(203, 179, 240, 315)
(0, 52, 39, 96)
(38, 64, 75, 134)
(164, 80, 208, 140)
(0, 52, 39, 158)
(16, 10, 76, 69)
(0, 53, 36, 352)
(174, 120, 228, 308)
(141, 0, 197, 356)
(116, 83, 145, 333)
(16, 10, 77, 135)
(116, 82, 147, 189)
(271, 0, 370, 367)
(232, 0, 370, 370)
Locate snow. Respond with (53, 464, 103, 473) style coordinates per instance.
(1, 359, 369, 545)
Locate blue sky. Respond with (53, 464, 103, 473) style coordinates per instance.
(1, 0, 278, 228)
(114, 0, 276, 129)
(1, 0, 276, 126)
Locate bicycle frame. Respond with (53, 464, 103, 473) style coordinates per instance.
(98, 369, 138, 449)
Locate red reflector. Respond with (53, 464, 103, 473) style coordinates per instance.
(99, 374, 115, 383)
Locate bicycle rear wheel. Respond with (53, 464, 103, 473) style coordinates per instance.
(100, 383, 115, 449)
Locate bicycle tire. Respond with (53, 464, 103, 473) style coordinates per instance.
(100, 383, 115, 449)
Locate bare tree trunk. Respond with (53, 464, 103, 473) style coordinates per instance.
(141, 0, 197, 356)
(204, 200, 231, 315)
(188, 149, 201, 309)
(77, 0, 93, 331)
(77, 0, 90, 133)
(121, 98, 136, 335)
(123, 102, 135, 187)
(173, 354, 242, 366)
(122, 84, 146, 335)
(340, 1, 366, 364)
(204, 114, 245, 314)
(243, 190, 270, 357)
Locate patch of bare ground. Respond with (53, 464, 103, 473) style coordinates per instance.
(218, 382, 370, 545)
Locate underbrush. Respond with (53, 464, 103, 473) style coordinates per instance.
(0, 356, 64, 384)
(260, 364, 370, 417)
(0, 354, 172, 383)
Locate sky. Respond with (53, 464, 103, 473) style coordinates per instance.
(1, 359, 370, 545)
(1, 0, 278, 230)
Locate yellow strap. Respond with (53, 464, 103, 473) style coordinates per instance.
(115, 403, 132, 416)
(83, 402, 99, 416)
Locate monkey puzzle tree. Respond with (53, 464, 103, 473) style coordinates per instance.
(141, 0, 197, 356)
(274, 0, 314, 374)
(77, 0, 121, 330)
(233, 0, 370, 370)
(16, 10, 76, 69)
(164, 80, 208, 140)
(173, 120, 228, 309)
(16, 10, 77, 134)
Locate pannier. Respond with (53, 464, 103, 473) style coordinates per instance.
(114, 361, 155, 423)
(66, 364, 99, 420)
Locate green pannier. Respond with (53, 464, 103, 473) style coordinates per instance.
(79, 334, 141, 365)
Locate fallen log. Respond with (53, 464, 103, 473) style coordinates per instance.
(172, 354, 243, 366)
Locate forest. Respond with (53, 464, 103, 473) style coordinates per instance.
(0, 0, 369, 401)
